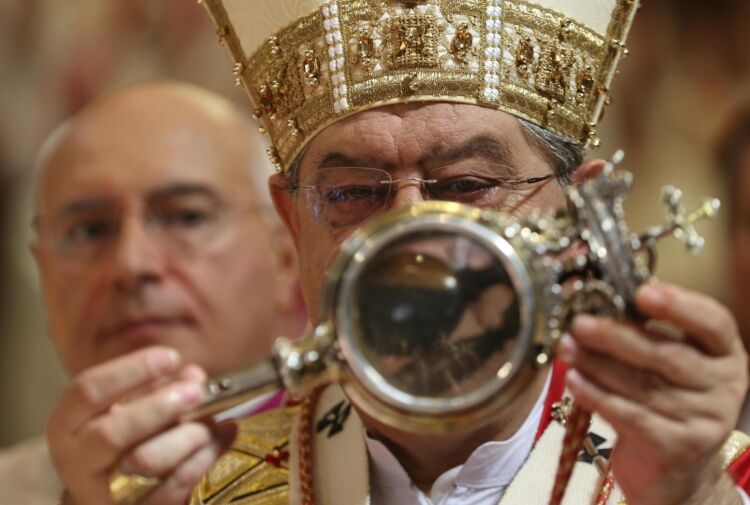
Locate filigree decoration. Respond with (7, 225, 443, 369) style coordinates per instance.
(515, 36, 534, 77)
(287, 118, 301, 137)
(268, 35, 282, 56)
(387, 12, 440, 68)
(266, 147, 282, 171)
(355, 24, 377, 65)
(272, 69, 302, 114)
(255, 57, 306, 121)
(302, 49, 321, 85)
(257, 84, 275, 117)
(402, 73, 419, 95)
(576, 66, 595, 106)
(450, 23, 474, 63)
(535, 46, 572, 104)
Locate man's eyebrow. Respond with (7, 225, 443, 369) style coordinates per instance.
(48, 184, 224, 220)
(422, 135, 517, 175)
(146, 183, 222, 202)
(316, 152, 393, 171)
(55, 197, 115, 219)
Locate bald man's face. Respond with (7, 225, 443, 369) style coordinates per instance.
(33, 90, 297, 376)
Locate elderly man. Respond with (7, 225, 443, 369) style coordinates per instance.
(718, 107, 750, 432)
(81, 1, 750, 504)
(0, 82, 306, 504)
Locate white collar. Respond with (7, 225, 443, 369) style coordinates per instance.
(365, 373, 551, 504)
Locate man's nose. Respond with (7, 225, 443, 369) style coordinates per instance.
(110, 216, 166, 291)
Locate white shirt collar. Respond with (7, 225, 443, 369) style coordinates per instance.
(365, 372, 551, 505)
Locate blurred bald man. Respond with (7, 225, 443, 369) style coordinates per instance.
(0, 81, 307, 504)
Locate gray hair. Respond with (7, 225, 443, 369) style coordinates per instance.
(284, 118, 584, 186)
(517, 119, 584, 185)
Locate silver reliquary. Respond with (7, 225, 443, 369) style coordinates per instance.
(192, 152, 720, 433)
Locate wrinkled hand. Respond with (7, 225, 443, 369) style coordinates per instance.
(561, 282, 749, 505)
(46, 347, 236, 505)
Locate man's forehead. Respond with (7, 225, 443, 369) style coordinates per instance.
(36, 128, 250, 215)
(305, 103, 525, 165)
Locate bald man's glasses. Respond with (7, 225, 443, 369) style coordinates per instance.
(34, 195, 261, 262)
(287, 166, 555, 228)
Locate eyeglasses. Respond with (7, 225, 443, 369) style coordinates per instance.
(33, 199, 262, 262)
(286, 166, 555, 228)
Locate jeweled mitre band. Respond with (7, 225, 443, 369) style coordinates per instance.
(201, 0, 640, 172)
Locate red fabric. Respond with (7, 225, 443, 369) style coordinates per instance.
(729, 448, 750, 492)
(535, 359, 568, 444)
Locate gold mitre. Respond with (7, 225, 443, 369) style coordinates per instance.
(201, 0, 639, 172)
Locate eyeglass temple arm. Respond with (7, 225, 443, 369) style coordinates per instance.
(505, 174, 556, 186)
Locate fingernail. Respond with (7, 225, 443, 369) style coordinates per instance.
(572, 314, 597, 333)
(181, 364, 208, 382)
(566, 368, 583, 388)
(176, 382, 204, 404)
(639, 285, 667, 307)
(147, 348, 180, 375)
(558, 335, 576, 364)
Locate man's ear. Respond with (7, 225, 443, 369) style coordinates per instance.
(29, 240, 52, 304)
(572, 159, 606, 184)
(30, 240, 47, 278)
(269, 174, 309, 336)
(269, 173, 301, 250)
(30, 240, 41, 266)
(270, 222, 308, 335)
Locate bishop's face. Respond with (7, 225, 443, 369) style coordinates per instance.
(271, 102, 570, 320)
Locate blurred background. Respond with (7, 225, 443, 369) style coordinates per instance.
(0, 0, 748, 448)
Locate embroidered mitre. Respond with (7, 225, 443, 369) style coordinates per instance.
(200, 0, 639, 172)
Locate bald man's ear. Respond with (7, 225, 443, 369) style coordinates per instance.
(29, 240, 47, 276)
(29, 240, 53, 299)
(572, 159, 606, 184)
(269, 174, 301, 250)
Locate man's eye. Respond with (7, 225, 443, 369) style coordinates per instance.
(325, 185, 385, 203)
(437, 177, 496, 195)
(159, 207, 214, 227)
(64, 220, 115, 245)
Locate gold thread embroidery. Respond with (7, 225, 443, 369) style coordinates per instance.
(355, 24, 377, 65)
(190, 407, 299, 505)
(450, 23, 474, 63)
(387, 12, 440, 68)
(721, 430, 750, 470)
(200, 0, 639, 172)
(515, 36, 534, 77)
(302, 50, 321, 85)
